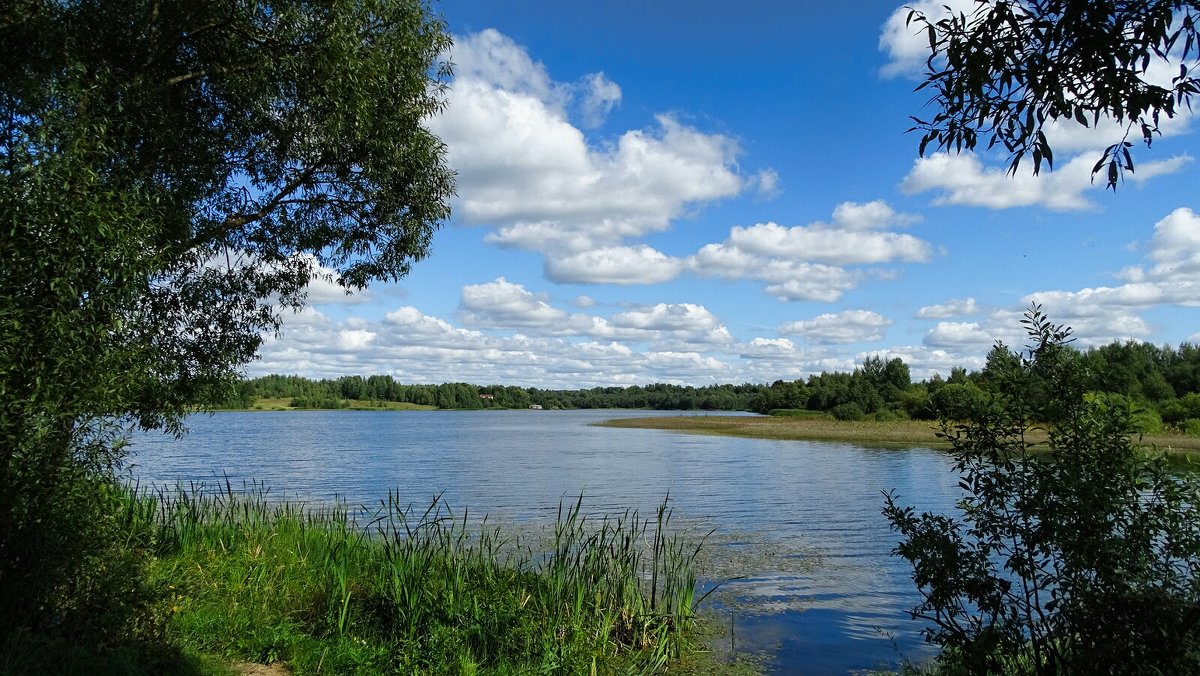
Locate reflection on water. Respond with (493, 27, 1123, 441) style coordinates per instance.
(130, 409, 959, 673)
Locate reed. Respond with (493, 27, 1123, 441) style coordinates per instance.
(123, 481, 709, 674)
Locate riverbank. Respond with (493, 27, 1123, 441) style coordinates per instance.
(3, 485, 743, 675)
(597, 415, 1200, 454)
(231, 397, 438, 411)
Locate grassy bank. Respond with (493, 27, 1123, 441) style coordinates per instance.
(233, 398, 437, 411)
(4, 484, 723, 675)
(596, 415, 1200, 454)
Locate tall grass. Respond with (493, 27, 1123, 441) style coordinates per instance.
(119, 481, 708, 674)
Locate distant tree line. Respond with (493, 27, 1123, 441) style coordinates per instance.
(754, 340, 1200, 433)
(227, 375, 767, 412)
(227, 339, 1200, 433)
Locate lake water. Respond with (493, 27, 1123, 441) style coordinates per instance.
(129, 409, 962, 674)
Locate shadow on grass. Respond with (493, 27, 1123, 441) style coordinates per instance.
(1, 633, 232, 676)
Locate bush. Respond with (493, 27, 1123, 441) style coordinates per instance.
(1085, 392, 1164, 435)
(884, 307, 1200, 674)
(1185, 418, 1200, 437)
(830, 402, 866, 421)
(872, 408, 909, 422)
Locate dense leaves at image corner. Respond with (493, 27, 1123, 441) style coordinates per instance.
(0, 0, 454, 666)
(884, 307, 1200, 674)
(907, 0, 1200, 188)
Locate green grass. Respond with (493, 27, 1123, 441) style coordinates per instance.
(597, 415, 1200, 455)
(104, 483, 721, 675)
(240, 398, 436, 411)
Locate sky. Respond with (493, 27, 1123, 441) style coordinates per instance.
(252, 0, 1200, 388)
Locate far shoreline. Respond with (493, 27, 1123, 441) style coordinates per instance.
(596, 415, 1200, 455)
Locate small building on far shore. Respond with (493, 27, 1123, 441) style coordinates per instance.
(529, 404, 543, 410)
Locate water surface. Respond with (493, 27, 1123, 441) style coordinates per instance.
(131, 409, 960, 674)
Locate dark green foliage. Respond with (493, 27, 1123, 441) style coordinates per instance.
(246, 374, 767, 411)
(1, 0, 452, 656)
(929, 382, 988, 421)
(907, 0, 1200, 188)
(830, 402, 867, 421)
(884, 307, 1200, 674)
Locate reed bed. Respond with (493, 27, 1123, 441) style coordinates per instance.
(597, 416, 1200, 454)
(118, 481, 710, 674)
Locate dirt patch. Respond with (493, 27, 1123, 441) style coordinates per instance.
(231, 662, 291, 676)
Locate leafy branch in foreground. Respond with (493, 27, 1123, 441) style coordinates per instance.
(907, 0, 1200, 189)
(1, 0, 453, 654)
(884, 306, 1200, 674)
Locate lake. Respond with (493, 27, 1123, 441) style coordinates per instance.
(129, 409, 961, 674)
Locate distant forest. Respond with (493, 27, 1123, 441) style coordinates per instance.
(226, 340, 1200, 433)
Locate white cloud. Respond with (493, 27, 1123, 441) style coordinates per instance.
(883, 3, 1195, 205)
(429, 30, 761, 275)
(878, 0, 978, 78)
(738, 337, 798, 360)
(578, 71, 621, 128)
(924, 322, 992, 348)
(917, 297, 978, 319)
(689, 242, 860, 302)
(254, 300, 744, 387)
(448, 28, 565, 108)
(610, 303, 722, 332)
(831, 199, 920, 230)
(750, 168, 781, 199)
(728, 221, 931, 264)
(901, 151, 1192, 211)
(1147, 207, 1200, 280)
(684, 201, 931, 302)
(544, 245, 685, 285)
(862, 345, 987, 381)
(459, 277, 568, 328)
(336, 329, 376, 351)
(779, 310, 892, 344)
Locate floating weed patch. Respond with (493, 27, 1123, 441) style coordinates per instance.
(127, 482, 719, 674)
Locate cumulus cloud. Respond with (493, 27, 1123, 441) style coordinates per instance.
(727, 221, 931, 264)
(544, 245, 685, 285)
(685, 200, 930, 302)
(861, 345, 987, 381)
(878, 0, 978, 78)
(428, 29, 765, 279)
(689, 242, 860, 302)
(901, 151, 1192, 211)
(1146, 207, 1200, 281)
(998, 207, 1200, 346)
(738, 337, 798, 360)
(831, 199, 921, 230)
(924, 322, 992, 348)
(459, 277, 568, 328)
(254, 298, 746, 387)
(611, 303, 722, 332)
(917, 297, 979, 319)
(883, 3, 1194, 206)
(779, 310, 892, 344)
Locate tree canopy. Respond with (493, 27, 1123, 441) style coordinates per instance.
(0, 0, 453, 640)
(907, 0, 1200, 187)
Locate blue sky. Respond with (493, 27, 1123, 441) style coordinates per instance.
(253, 1, 1200, 387)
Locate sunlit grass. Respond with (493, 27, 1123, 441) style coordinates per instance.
(239, 397, 436, 411)
(596, 415, 1200, 455)
(118, 482, 717, 674)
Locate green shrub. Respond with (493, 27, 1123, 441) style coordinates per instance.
(1185, 418, 1200, 437)
(884, 307, 1200, 674)
(830, 402, 866, 421)
(872, 408, 909, 422)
